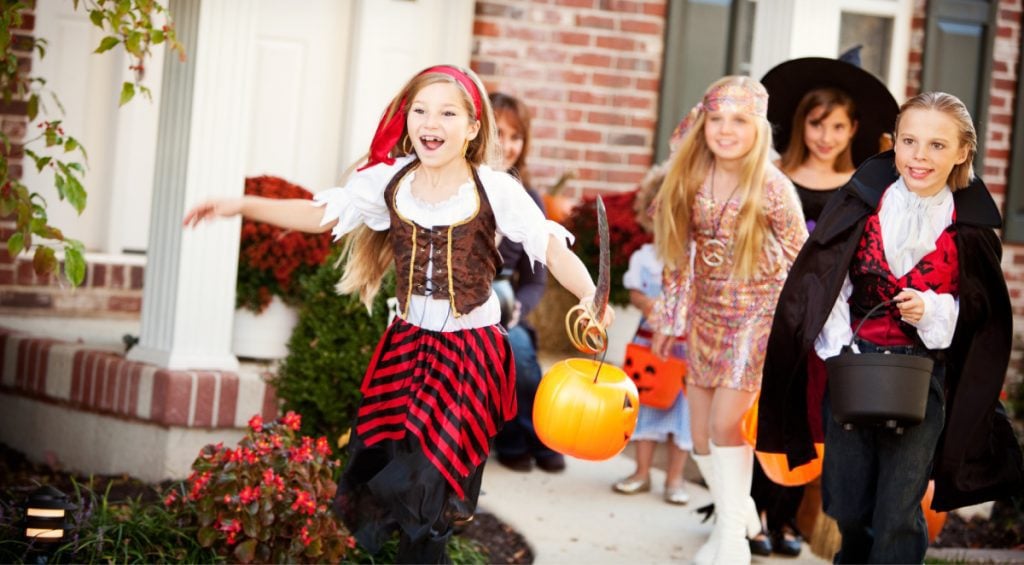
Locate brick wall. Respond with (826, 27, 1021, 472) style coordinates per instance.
(471, 0, 666, 198)
(0, 5, 34, 310)
(906, 0, 927, 99)
(0, 5, 142, 318)
(990, 0, 1023, 328)
(0, 252, 144, 316)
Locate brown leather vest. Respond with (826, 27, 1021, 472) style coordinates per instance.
(385, 160, 503, 319)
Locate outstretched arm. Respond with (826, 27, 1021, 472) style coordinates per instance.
(183, 196, 338, 233)
(545, 234, 614, 327)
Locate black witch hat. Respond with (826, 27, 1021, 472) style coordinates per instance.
(761, 49, 899, 166)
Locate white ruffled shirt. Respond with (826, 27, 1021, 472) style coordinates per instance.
(814, 177, 959, 358)
(312, 155, 573, 332)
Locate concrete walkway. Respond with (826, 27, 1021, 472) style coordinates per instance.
(476, 452, 828, 565)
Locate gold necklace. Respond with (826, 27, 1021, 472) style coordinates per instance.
(701, 163, 740, 267)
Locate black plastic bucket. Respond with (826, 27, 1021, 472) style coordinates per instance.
(824, 300, 934, 430)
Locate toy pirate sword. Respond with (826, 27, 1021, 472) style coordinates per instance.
(566, 195, 610, 355)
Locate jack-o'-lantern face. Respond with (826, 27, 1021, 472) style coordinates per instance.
(533, 358, 639, 461)
(623, 343, 685, 410)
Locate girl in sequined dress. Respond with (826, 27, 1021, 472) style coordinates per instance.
(649, 76, 808, 565)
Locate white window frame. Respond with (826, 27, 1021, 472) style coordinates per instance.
(750, 0, 912, 101)
(837, 0, 913, 102)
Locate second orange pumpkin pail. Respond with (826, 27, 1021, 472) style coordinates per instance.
(743, 396, 825, 486)
(533, 358, 639, 461)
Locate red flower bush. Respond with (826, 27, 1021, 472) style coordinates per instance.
(566, 189, 652, 306)
(237, 176, 333, 313)
(165, 412, 355, 563)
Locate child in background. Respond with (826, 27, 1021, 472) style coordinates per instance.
(754, 55, 899, 557)
(490, 91, 566, 473)
(613, 161, 693, 504)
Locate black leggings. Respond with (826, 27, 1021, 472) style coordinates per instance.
(751, 458, 805, 534)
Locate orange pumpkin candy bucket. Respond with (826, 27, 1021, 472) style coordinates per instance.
(533, 359, 639, 460)
(742, 397, 825, 486)
(532, 196, 639, 461)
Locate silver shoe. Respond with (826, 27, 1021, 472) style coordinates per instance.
(612, 476, 651, 494)
(664, 484, 690, 505)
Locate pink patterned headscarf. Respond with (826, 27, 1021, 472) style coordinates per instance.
(669, 81, 769, 153)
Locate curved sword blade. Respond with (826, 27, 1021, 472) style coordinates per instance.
(593, 195, 610, 321)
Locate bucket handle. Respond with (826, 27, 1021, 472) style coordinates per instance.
(844, 298, 899, 351)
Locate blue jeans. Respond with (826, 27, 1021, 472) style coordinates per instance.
(822, 340, 945, 564)
(494, 325, 557, 459)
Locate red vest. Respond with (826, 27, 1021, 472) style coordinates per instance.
(848, 208, 959, 346)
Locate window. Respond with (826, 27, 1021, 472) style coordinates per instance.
(921, 0, 997, 165)
(837, 0, 912, 99)
(654, 0, 756, 163)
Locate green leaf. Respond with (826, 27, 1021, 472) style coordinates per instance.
(7, 232, 24, 256)
(64, 172, 87, 214)
(150, 29, 165, 44)
(32, 246, 56, 276)
(89, 9, 104, 27)
(196, 525, 217, 548)
(233, 539, 257, 564)
(240, 512, 258, 538)
(119, 81, 135, 106)
(63, 244, 86, 286)
(304, 538, 323, 557)
(64, 138, 78, 153)
(126, 31, 143, 55)
(27, 94, 38, 121)
(95, 36, 120, 54)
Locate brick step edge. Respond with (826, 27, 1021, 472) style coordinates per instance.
(0, 327, 277, 428)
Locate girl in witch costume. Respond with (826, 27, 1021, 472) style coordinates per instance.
(649, 76, 808, 565)
(182, 65, 613, 563)
(750, 55, 899, 557)
(757, 92, 1023, 563)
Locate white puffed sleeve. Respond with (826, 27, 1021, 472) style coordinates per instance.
(814, 274, 855, 359)
(311, 156, 415, 240)
(479, 165, 574, 267)
(902, 288, 959, 349)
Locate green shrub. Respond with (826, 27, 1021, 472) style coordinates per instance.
(275, 248, 395, 442)
(167, 413, 351, 563)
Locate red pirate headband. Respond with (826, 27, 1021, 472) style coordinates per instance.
(359, 65, 483, 171)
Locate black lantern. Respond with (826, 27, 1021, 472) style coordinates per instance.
(23, 485, 71, 546)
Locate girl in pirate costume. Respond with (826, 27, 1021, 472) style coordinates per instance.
(649, 76, 808, 565)
(183, 65, 612, 564)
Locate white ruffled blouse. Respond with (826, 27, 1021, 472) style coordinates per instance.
(814, 177, 959, 358)
(312, 155, 573, 332)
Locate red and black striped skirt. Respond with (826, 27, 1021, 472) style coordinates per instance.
(334, 318, 516, 551)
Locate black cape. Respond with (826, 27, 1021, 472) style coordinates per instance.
(756, 151, 1023, 511)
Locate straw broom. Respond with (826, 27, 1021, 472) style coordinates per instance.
(809, 511, 841, 560)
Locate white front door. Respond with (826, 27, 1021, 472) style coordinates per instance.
(27, 0, 474, 254)
(339, 0, 475, 172)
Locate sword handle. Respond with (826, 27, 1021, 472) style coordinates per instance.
(565, 304, 608, 355)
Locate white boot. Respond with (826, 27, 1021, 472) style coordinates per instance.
(691, 452, 719, 565)
(710, 442, 753, 565)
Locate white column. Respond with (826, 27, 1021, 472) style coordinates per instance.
(128, 0, 255, 370)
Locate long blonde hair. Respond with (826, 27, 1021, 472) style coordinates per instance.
(339, 65, 501, 310)
(654, 76, 773, 280)
(895, 91, 976, 191)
